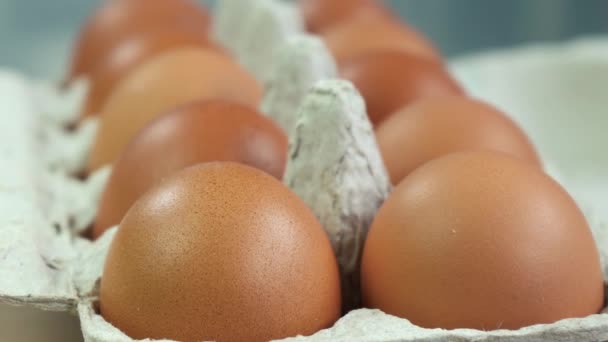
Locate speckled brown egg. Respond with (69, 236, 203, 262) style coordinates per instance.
(299, 0, 390, 33)
(87, 47, 262, 172)
(323, 11, 440, 65)
(100, 162, 342, 342)
(376, 96, 542, 184)
(340, 51, 463, 126)
(92, 100, 288, 238)
(361, 151, 604, 330)
(81, 29, 224, 118)
(67, 0, 211, 81)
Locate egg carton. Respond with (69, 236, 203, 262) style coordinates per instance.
(1, 0, 608, 340)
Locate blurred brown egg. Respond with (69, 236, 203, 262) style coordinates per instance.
(340, 51, 463, 126)
(300, 0, 389, 33)
(100, 162, 342, 341)
(87, 47, 262, 172)
(376, 96, 542, 184)
(93, 100, 288, 238)
(323, 10, 440, 65)
(81, 29, 224, 118)
(362, 151, 604, 330)
(68, 0, 211, 81)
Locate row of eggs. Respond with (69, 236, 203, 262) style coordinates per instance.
(58, 0, 604, 341)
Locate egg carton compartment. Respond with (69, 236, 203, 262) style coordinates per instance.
(0, 69, 107, 308)
(1, 0, 608, 341)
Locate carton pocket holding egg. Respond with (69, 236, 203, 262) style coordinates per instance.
(1, 0, 607, 341)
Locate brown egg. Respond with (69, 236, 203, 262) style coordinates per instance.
(87, 47, 263, 172)
(93, 100, 288, 238)
(81, 29, 224, 118)
(300, 0, 389, 33)
(68, 0, 211, 81)
(376, 96, 542, 184)
(100, 162, 342, 341)
(340, 51, 463, 125)
(361, 151, 604, 330)
(323, 11, 440, 65)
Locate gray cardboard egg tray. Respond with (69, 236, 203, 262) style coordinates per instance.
(1, 0, 607, 341)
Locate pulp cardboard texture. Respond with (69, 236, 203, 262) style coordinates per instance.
(283, 80, 391, 310)
(261, 34, 338, 135)
(0, 0, 607, 340)
(0, 70, 108, 312)
(214, 0, 304, 83)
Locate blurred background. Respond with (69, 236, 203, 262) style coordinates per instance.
(1, 0, 608, 80)
(0, 0, 607, 341)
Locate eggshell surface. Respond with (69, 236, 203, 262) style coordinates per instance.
(93, 100, 288, 238)
(81, 29, 223, 117)
(100, 163, 342, 342)
(68, 0, 211, 80)
(300, 0, 388, 33)
(323, 12, 440, 65)
(340, 51, 463, 125)
(376, 96, 542, 184)
(361, 151, 604, 330)
(87, 47, 262, 171)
